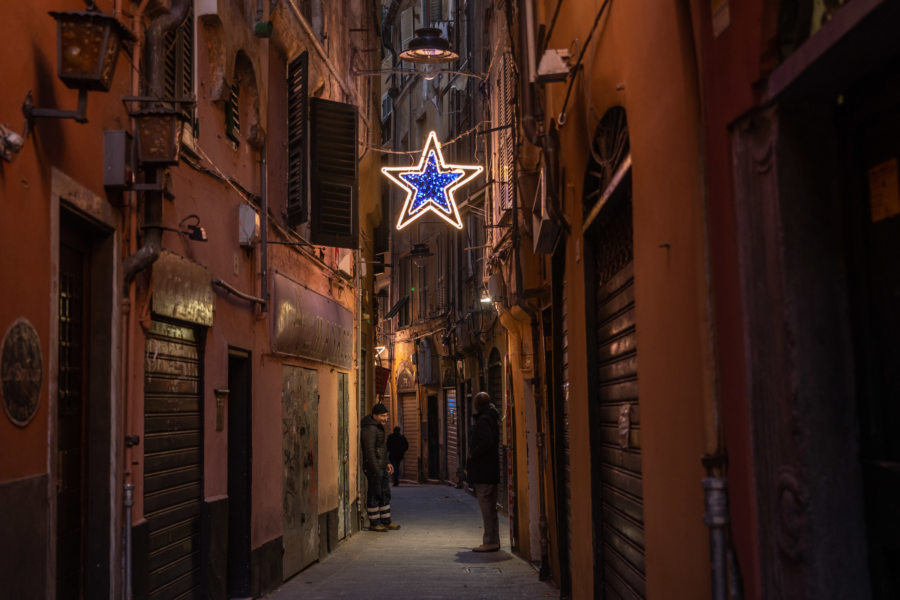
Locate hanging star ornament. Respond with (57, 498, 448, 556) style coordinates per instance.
(382, 131, 483, 230)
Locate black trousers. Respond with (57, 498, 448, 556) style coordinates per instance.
(365, 468, 392, 525)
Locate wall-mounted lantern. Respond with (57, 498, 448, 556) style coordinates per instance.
(130, 104, 184, 167)
(22, 1, 134, 130)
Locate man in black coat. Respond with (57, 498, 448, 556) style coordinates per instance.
(466, 391, 501, 552)
(386, 426, 409, 486)
(361, 403, 401, 532)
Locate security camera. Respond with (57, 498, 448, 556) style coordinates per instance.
(1, 124, 25, 161)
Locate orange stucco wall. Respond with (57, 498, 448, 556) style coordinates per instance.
(538, 0, 714, 597)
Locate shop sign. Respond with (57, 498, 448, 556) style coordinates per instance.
(272, 272, 353, 368)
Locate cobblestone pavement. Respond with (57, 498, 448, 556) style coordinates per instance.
(264, 483, 559, 600)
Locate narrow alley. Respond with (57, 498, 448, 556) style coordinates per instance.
(266, 484, 556, 600)
(2, 1, 900, 599)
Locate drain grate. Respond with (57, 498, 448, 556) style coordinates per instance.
(464, 567, 502, 574)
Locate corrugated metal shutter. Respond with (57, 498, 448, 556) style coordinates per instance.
(593, 196, 645, 598)
(144, 319, 202, 599)
(287, 52, 309, 227)
(401, 393, 419, 481)
(446, 389, 458, 480)
(309, 97, 358, 248)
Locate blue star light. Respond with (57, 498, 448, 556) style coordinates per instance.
(382, 131, 483, 230)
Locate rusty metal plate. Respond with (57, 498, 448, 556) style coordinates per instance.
(272, 272, 353, 368)
(1, 318, 43, 427)
(151, 250, 214, 326)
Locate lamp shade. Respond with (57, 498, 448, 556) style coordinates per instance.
(399, 28, 459, 64)
(50, 9, 134, 92)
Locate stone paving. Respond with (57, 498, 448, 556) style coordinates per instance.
(264, 483, 559, 600)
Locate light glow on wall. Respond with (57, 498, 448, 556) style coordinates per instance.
(382, 131, 483, 230)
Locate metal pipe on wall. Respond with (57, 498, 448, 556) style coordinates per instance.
(121, 3, 190, 598)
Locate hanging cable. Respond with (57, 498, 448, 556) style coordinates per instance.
(557, 0, 612, 127)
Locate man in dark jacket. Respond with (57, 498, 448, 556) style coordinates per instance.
(361, 403, 400, 531)
(466, 391, 501, 552)
(386, 426, 409, 487)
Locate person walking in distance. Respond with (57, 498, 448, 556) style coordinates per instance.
(467, 391, 501, 552)
(386, 426, 409, 487)
(361, 403, 401, 532)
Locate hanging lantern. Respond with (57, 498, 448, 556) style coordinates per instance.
(131, 105, 183, 166)
(49, 5, 134, 92)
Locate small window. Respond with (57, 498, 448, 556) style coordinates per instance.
(225, 83, 240, 145)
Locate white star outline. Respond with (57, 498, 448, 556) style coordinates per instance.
(381, 130, 483, 230)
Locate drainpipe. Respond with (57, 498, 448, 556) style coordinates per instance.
(122, 0, 191, 286)
(121, 3, 191, 599)
(259, 146, 269, 313)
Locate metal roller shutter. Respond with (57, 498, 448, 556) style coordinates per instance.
(144, 319, 203, 599)
(592, 195, 645, 598)
(401, 393, 419, 481)
(446, 389, 459, 482)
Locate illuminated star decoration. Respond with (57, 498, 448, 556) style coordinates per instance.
(382, 131, 483, 230)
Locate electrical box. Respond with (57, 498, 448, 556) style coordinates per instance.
(103, 130, 133, 189)
(238, 203, 260, 247)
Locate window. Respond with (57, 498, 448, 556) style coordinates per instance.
(381, 95, 392, 146)
(225, 83, 240, 144)
(398, 256, 412, 327)
(287, 52, 309, 227)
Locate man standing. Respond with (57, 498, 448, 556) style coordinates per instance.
(361, 403, 401, 531)
(467, 391, 501, 552)
(386, 426, 409, 486)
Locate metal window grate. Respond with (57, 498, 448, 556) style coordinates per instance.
(287, 52, 309, 226)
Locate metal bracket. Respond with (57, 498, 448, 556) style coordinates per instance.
(22, 89, 89, 136)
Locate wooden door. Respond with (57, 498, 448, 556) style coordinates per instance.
(282, 366, 318, 578)
(57, 224, 89, 599)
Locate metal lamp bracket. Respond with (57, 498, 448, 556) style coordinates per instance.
(22, 89, 89, 136)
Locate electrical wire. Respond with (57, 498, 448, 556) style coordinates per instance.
(557, 0, 612, 127)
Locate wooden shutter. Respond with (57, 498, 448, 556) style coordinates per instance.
(225, 84, 240, 144)
(287, 52, 309, 227)
(309, 98, 358, 248)
(163, 6, 193, 120)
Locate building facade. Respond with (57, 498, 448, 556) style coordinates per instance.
(0, 1, 382, 598)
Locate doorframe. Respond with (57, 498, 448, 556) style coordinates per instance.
(227, 347, 252, 596)
(50, 168, 122, 599)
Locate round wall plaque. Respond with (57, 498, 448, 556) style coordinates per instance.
(1, 318, 43, 427)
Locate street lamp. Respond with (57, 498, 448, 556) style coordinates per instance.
(22, 1, 134, 130)
(130, 104, 184, 167)
(399, 27, 459, 64)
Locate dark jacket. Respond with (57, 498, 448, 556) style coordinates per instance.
(467, 404, 500, 484)
(361, 415, 387, 474)
(386, 431, 408, 461)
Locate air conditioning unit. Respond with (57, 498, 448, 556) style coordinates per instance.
(532, 168, 563, 254)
